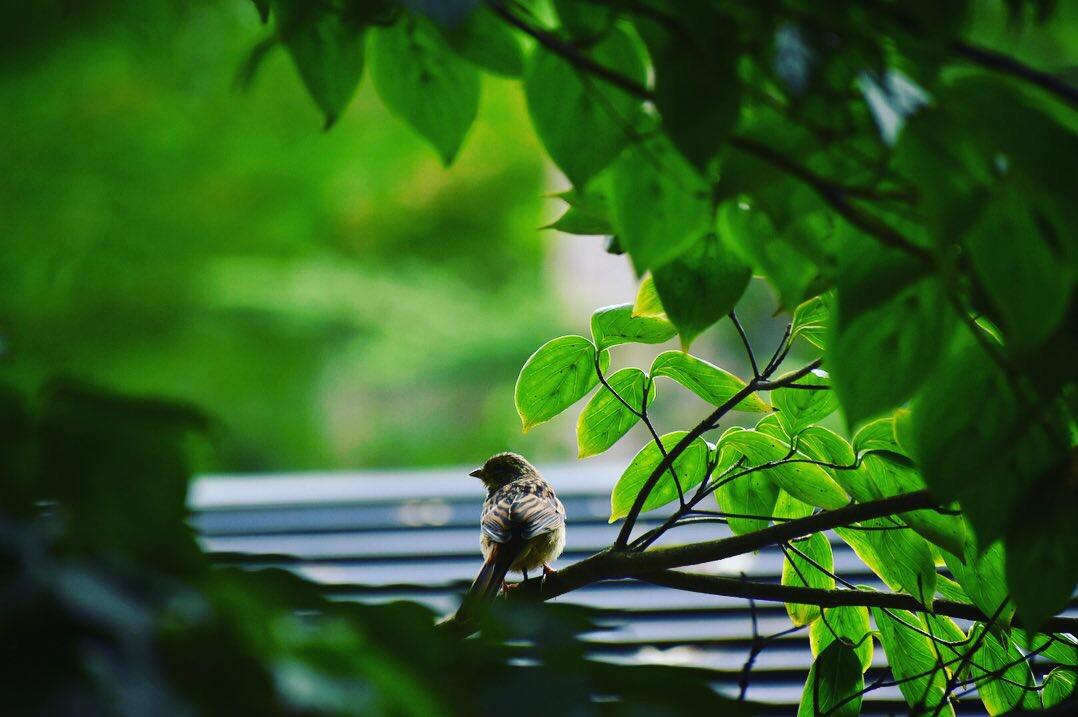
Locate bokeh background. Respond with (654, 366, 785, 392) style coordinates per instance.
(2, 1, 795, 475)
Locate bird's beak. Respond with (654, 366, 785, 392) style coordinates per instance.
(469, 468, 484, 479)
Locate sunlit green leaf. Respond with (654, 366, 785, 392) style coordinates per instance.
(370, 14, 479, 164)
(610, 432, 709, 521)
(719, 429, 849, 509)
(792, 293, 832, 350)
(797, 641, 864, 717)
(836, 522, 936, 603)
(650, 351, 769, 412)
(577, 368, 653, 458)
(871, 608, 954, 716)
(1042, 668, 1076, 708)
(942, 539, 1014, 628)
(782, 531, 834, 626)
(773, 369, 838, 434)
(524, 26, 645, 186)
(651, 233, 750, 349)
(632, 274, 666, 318)
(591, 303, 676, 350)
(714, 428, 778, 535)
(966, 624, 1040, 715)
(515, 336, 608, 431)
(810, 606, 873, 673)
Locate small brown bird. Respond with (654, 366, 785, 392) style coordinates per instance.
(462, 452, 566, 610)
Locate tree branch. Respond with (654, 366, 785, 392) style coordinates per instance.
(952, 41, 1078, 108)
(632, 572, 1078, 634)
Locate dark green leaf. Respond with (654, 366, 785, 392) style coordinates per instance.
(442, 6, 524, 77)
(830, 277, 951, 427)
(524, 26, 645, 186)
(275, 0, 366, 128)
(717, 201, 818, 310)
(773, 369, 838, 434)
(370, 14, 479, 164)
(577, 368, 653, 458)
(610, 134, 713, 272)
(797, 641, 864, 717)
(651, 233, 751, 349)
(610, 432, 709, 521)
(515, 335, 608, 431)
(810, 606, 873, 673)
(942, 537, 1013, 627)
(638, 10, 740, 170)
(910, 339, 1068, 545)
(590, 303, 676, 350)
(552, 0, 613, 42)
(545, 205, 612, 235)
(650, 351, 769, 412)
(782, 531, 835, 626)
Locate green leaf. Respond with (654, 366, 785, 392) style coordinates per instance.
(1004, 456, 1078, 633)
(871, 608, 954, 716)
(1042, 668, 1076, 709)
(1010, 630, 1077, 668)
(796, 426, 878, 504)
(515, 336, 607, 431)
(829, 277, 951, 427)
(591, 303, 676, 350)
(651, 233, 751, 349)
(797, 641, 864, 717)
(792, 293, 833, 350)
(442, 6, 524, 77)
(851, 416, 905, 456)
(632, 274, 666, 318)
(860, 453, 966, 559)
(650, 351, 769, 412)
(810, 606, 873, 673)
(524, 26, 645, 186)
(773, 369, 839, 434)
(717, 201, 818, 310)
(370, 14, 479, 164)
(638, 11, 740, 171)
(782, 532, 835, 626)
(718, 430, 849, 509)
(942, 539, 1014, 628)
(610, 432, 709, 521)
(577, 368, 653, 458)
(714, 429, 778, 535)
(275, 1, 366, 128)
(611, 135, 713, 272)
(773, 489, 814, 521)
(966, 186, 1071, 351)
(910, 339, 1068, 546)
(966, 625, 1040, 715)
(552, 0, 613, 42)
(835, 523, 936, 603)
(545, 205, 612, 235)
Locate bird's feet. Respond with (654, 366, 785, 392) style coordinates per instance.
(542, 564, 557, 577)
(501, 581, 521, 596)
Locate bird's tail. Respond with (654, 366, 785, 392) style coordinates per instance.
(457, 538, 522, 621)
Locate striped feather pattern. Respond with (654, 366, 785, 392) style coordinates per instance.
(481, 475, 565, 543)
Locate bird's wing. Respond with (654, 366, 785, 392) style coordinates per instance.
(481, 479, 565, 544)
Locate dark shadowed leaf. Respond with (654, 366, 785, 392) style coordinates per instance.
(370, 13, 479, 164)
(442, 6, 523, 77)
(275, 0, 366, 128)
(524, 26, 645, 186)
(611, 135, 713, 272)
(652, 233, 751, 349)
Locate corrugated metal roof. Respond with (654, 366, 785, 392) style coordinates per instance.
(191, 464, 1058, 715)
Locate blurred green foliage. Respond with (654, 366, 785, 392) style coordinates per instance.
(0, 0, 572, 470)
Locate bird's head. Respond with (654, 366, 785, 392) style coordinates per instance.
(469, 452, 538, 490)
